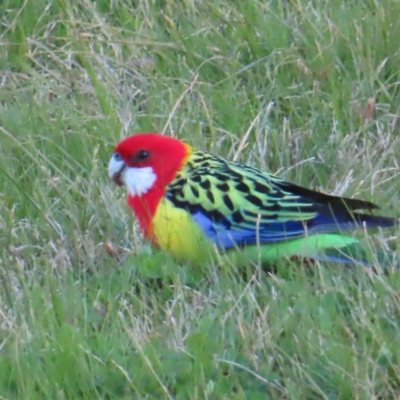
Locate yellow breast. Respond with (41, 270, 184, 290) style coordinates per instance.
(151, 197, 213, 264)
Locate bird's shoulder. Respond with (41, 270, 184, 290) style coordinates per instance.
(166, 150, 316, 223)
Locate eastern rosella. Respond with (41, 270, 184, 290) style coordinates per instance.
(108, 133, 398, 267)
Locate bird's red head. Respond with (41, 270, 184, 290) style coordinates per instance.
(109, 133, 191, 195)
(108, 133, 192, 236)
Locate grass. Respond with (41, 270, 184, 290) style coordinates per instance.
(1, 0, 400, 398)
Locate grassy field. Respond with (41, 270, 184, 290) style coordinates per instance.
(1, 0, 400, 398)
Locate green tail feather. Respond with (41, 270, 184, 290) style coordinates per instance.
(224, 234, 398, 270)
(321, 242, 399, 270)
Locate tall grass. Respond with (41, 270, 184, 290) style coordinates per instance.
(1, 0, 400, 398)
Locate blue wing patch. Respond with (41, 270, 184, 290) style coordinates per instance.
(192, 209, 371, 249)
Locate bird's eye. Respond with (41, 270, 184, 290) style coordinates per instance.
(114, 152, 122, 161)
(133, 150, 150, 162)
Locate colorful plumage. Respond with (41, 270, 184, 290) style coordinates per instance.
(108, 133, 398, 268)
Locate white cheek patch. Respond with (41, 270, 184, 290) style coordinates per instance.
(123, 167, 157, 197)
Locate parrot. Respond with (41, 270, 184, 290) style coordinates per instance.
(108, 133, 398, 268)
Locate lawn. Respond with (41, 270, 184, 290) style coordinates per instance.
(1, 0, 400, 398)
